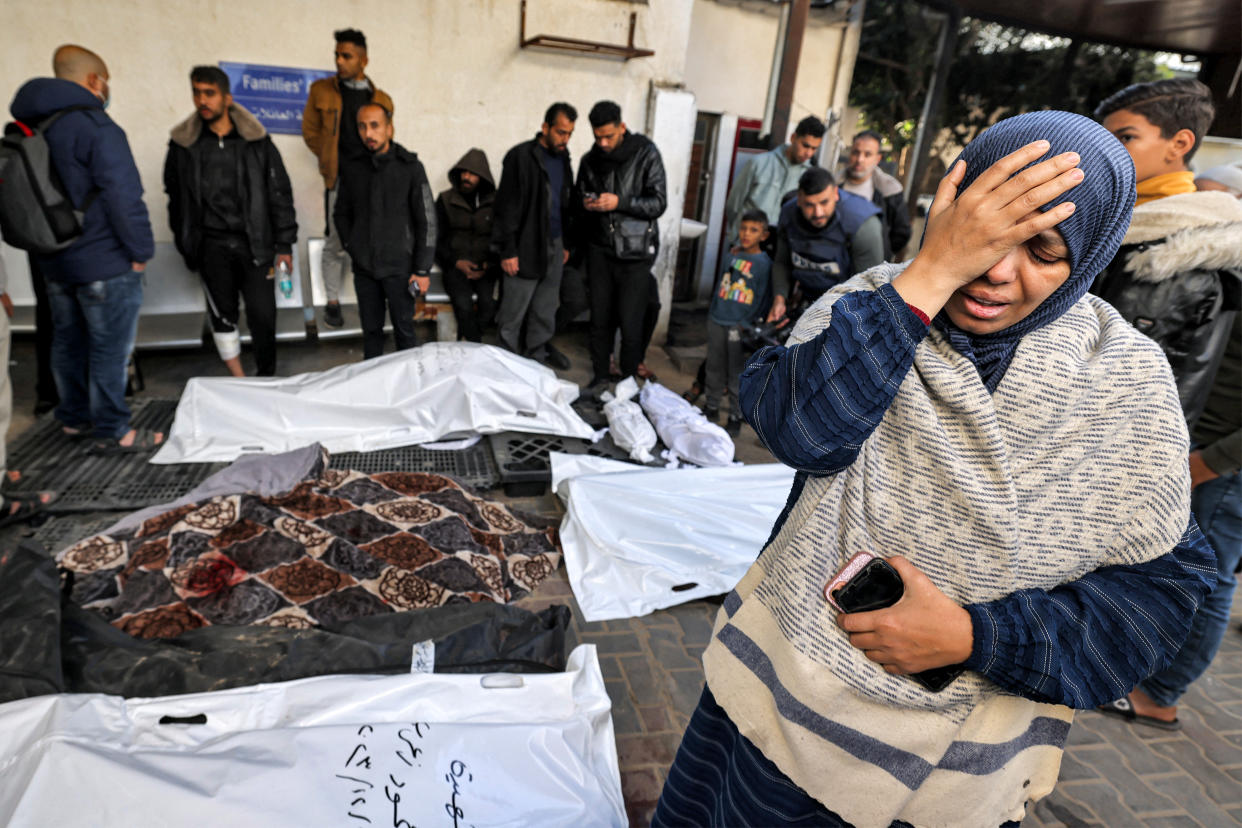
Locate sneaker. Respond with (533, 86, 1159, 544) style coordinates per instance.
(703, 405, 719, 423)
(323, 302, 344, 328)
(542, 343, 571, 371)
(725, 417, 742, 437)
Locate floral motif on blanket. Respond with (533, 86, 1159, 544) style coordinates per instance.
(61, 465, 561, 638)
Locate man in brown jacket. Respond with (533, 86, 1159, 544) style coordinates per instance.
(301, 28, 394, 328)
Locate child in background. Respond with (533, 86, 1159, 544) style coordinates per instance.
(704, 210, 771, 437)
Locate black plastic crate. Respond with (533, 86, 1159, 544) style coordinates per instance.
(329, 440, 499, 491)
(487, 431, 646, 496)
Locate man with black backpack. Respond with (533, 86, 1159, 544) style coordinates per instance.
(8, 44, 160, 454)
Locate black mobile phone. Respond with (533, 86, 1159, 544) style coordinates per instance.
(824, 552, 964, 693)
(824, 552, 904, 613)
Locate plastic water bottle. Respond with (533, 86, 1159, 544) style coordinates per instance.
(277, 260, 293, 299)
(408, 277, 424, 319)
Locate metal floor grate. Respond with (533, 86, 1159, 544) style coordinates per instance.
(329, 441, 500, 490)
(7, 399, 507, 515)
(3, 399, 226, 513)
(30, 512, 125, 556)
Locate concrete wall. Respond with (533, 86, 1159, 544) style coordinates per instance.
(683, 0, 780, 119)
(0, 0, 695, 326)
(683, 0, 848, 127)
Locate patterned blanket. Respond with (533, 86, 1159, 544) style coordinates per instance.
(60, 464, 560, 638)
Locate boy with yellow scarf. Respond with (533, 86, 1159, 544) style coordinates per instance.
(1093, 79, 1242, 733)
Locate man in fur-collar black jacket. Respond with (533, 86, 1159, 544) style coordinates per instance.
(1091, 190, 1242, 429)
(334, 102, 436, 360)
(164, 66, 296, 377)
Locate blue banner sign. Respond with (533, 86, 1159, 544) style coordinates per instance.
(219, 62, 335, 135)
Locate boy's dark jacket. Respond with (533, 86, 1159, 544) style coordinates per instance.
(10, 78, 153, 283)
(436, 148, 496, 273)
(163, 103, 297, 270)
(491, 136, 573, 279)
(334, 142, 436, 278)
(1091, 190, 1242, 429)
(575, 132, 667, 257)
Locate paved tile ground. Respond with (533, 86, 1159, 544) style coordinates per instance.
(6, 319, 1240, 828)
(515, 566, 1242, 828)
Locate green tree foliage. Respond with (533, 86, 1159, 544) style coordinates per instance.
(848, 0, 941, 151)
(850, 1, 1170, 161)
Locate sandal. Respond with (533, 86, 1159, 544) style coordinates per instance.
(1096, 697, 1181, 731)
(88, 427, 165, 455)
(62, 424, 94, 439)
(0, 491, 57, 529)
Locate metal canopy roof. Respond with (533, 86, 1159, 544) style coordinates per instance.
(715, 0, 1238, 55)
(939, 0, 1239, 56)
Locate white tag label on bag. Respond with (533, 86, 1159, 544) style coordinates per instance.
(410, 640, 435, 674)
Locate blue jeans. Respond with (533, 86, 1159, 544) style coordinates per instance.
(45, 271, 143, 440)
(1139, 470, 1242, 706)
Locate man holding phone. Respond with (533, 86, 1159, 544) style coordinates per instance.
(576, 100, 667, 390)
(490, 103, 577, 370)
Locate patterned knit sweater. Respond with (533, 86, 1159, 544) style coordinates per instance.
(703, 265, 1215, 828)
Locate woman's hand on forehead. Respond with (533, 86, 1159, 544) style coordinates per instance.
(892, 141, 1083, 318)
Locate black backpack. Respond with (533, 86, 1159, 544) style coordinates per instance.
(0, 105, 98, 254)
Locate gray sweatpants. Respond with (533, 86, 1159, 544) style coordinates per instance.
(322, 184, 351, 303)
(497, 237, 563, 357)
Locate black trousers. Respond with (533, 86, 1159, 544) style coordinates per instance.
(200, 234, 277, 376)
(354, 270, 418, 359)
(27, 255, 58, 405)
(442, 265, 498, 343)
(704, 319, 743, 419)
(587, 244, 652, 381)
(556, 264, 589, 333)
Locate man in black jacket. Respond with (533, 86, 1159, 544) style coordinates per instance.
(576, 100, 667, 388)
(334, 102, 435, 359)
(164, 66, 296, 377)
(491, 102, 577, 369)
(435, 148, 498, 343)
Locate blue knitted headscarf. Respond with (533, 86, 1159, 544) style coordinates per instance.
(933, 111, 1135, 391)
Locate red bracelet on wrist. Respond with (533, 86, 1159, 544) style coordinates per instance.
(905, 303, 931, 326)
